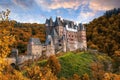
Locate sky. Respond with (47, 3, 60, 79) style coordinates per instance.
(0, 0, 120, 24)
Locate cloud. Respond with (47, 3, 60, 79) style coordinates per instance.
(89, 0, 120, 11)
(12, 0, 35, 9)
(77, 11, 96, 23)
(35, 0, 88, 10)
(10, 0, 120, 11)
(77, 0, 120, 23)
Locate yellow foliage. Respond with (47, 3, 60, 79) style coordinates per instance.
(48, 55, 61, 75)
(114, 50, 120, 56)
(72, 74, 81, 80)
(26, 65, 57, 80)
(82, 73, 89, 80)
(0, 23, 15, 75)
(102, 73, 120, 80)
(90, 44, 98, 49)
(0, 63, 28, 80)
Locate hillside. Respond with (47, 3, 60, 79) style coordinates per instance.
(0, 21, 46, 55)
(86, 8, 120, 56)
(38, 52, 113, 79)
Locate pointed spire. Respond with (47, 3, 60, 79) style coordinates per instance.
(55, 16, 62, 26)
(49, 17, 53, 26)
(45, 18, 49, 26)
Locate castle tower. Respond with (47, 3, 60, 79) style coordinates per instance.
(45, 17, 54, 37)
(54, 17, 64, 37)
(45, 35, 55, 56)
(78, 23, 87, 50)
(27, 38, 42, 56)
(63, 27, 67, 52)
(63, 20, 78, 51)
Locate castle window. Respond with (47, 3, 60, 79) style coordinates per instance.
(59, 44, 62, 46)
(58, 40, 61, 42)
(71, 39, 73, 41)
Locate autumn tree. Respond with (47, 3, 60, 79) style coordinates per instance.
(0, 25, 15, 76)
(82, 73, 90, 80)
(0, 10, 28, 80)
(91, 62, 105, 80)
(26, 65, 57, 80)
(87, 8, 120, 56)
(47, 55, 61, 75)
(0, 9, 10, 21)
(72, 74, 81, 80)
(102, 73, 120, 80)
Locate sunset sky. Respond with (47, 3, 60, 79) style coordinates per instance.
(0, 0, 120, 23)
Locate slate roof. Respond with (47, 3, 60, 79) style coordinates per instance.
(29, 38, 41, 45)
(51, 28, 58, 37)
(49, 17, 54, 26)
(54, 17, 63, 26)
(78, 23, 86, 31)
(45, 17, 85, 34)
(63, 19, 74, 28)
(45, 17, 54, 26)
(45, 35, 52, 45)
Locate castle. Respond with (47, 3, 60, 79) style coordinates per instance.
(8, 17, 87, 65)
(27, 17, 87, 57)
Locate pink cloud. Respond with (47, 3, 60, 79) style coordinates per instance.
(12, 0, 34, 9)
(89, 0, 120, 11)
(77, 11, 96, 23)
(35, 0, 87, 10)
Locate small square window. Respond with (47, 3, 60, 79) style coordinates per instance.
(59, 44, 62, 46)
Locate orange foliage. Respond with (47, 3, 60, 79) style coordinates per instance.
(102, 73, 120, 80)
(47, 55, 61, 75)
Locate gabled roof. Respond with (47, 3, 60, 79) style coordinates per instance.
(29, 38, 41, 45)
(49, 17, 54, 26)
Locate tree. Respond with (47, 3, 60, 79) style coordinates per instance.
(91, 62, 105, 80)
(87, 8, 120, 56)
(26, 65, 57, 80)
(0, 23, 15, 74)
(47, 55, 61, 75)
(102, 73, 120, 80)
(72, 74, 81, 80)
(0, 9, 10, 21)
(82, 73, 90, 80)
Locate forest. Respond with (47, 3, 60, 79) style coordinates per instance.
(0, 8, 120, 80)
(86, 8, 120, 56)
(0, 21, 45, 55)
